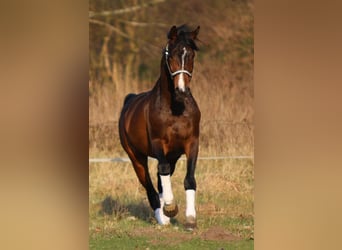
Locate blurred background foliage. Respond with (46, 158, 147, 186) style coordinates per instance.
(89, 0, 254, 157)
(89, 0, 253, 89)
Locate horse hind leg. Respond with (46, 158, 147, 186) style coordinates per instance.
(125, 149, 170, 224)
(119, 129, 169, 225)
(134, 160, 172, 225)
(155, 193, 171, 225)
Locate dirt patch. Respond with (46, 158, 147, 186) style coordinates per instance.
(130, 225, 240, 246)
(131, 226, 194, 246)
(200, 226, 241, 241)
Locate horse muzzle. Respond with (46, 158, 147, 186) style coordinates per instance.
(174, 72, 192, 93)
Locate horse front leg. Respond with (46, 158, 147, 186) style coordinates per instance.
(158, 162, 179, 218)
(184, 139, 199, 230)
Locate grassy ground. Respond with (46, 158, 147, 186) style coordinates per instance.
(89, 159, 254, 249)
(90, 233, 252, 250)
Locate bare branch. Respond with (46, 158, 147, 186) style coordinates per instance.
(89, 19, 161, 54)
(117, 20, 168, 28)
(89, 19, 131, 40)
(89, 0, 166, 18)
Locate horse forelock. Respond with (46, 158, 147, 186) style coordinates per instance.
(167, 25, 199, 51)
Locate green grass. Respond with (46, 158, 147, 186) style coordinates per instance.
(90, 233, 253, 250)
(89, 217, 253, 249)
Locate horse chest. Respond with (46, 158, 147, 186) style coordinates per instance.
(148, 96, 200, 155)
(149, 110, 192, 137)
(167, 117, 192, 140)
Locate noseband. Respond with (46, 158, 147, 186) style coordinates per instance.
(165, 44, 192, 79)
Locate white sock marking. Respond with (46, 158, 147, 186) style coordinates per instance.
(160, 175, 174, 204)
(185, 189, 196, 218)
(177, 47, 187, 92)
(154, 194, 170, 225)
(154, 208, 170, 225)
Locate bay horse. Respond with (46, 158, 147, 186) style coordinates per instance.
(119, 25, 201, 230)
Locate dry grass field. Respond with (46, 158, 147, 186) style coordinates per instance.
(89, 0, 254, 248)
(89, 158, 253, 249)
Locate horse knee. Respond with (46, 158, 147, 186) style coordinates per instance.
(184, 176, 196, 190)
(158, 163, 171, 175)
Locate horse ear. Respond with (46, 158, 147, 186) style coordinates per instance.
(168, 25, 178, 41)
(191, 26, 200, 40)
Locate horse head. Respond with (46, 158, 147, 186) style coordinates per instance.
(164, 25, 200, 97)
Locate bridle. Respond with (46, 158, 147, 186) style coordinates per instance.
(165, 44, 192, 79)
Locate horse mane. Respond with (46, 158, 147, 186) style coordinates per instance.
(167, 24, 199, 51)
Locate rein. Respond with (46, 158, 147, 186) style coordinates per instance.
(165, 44, 192, 79)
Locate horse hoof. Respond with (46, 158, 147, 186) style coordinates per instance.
(154, 208, 170, 225)
(185, 216, 197, 231)
(163, 203, 178, 218)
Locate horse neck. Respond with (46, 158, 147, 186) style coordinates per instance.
(154, 59, 173, 105)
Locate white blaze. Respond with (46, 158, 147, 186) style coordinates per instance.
(185, 189, 196, 218)
(177, 47, 187, 92)
(160, 175, 174, 204)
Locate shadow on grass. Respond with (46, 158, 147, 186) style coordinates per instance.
(125, 202, 152, 222)
(98, 196, 126, 218)
(98, 196, 152, 222)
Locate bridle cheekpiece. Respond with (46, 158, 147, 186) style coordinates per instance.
(165, 44, 192, 79)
